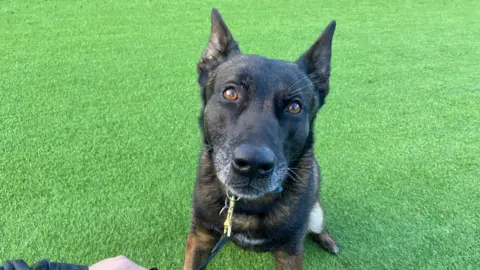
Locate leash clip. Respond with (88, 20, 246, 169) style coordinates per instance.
(219, 197, 228, 215)
(223, 193, 237, 237)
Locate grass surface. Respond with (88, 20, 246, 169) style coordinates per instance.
(1, 0, 480, 269)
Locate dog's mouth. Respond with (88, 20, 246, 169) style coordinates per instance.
(216, 163, 287, 200)
(226, 178, 285, 200)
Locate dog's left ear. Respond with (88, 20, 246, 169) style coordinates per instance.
(197, 8, 240, 86)
(296, 21, 336, 107)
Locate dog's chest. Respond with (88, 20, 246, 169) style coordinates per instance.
(232, 233, 274, 251)
(232, 233, 269, 247)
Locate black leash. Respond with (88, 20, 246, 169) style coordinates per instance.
(195, 234, 231, 270)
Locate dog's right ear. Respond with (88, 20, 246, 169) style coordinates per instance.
(296, 21, 336, 109)
(197, 8, 240, 86)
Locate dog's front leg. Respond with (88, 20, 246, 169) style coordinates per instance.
(183, 227, 217, 270)
(273, 249, 304, 270)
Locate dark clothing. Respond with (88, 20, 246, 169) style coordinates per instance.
(1, 260, 158, 270)
(0, 260, 88, 270)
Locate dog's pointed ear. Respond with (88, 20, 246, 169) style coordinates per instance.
(197, 8, 240, 86)
(296, 20, 336, 104)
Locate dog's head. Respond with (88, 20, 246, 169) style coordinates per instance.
(197, 9, 335, 200)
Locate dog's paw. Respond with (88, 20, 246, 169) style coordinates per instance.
(311, 232, 340, 254)
(331, 244, 340, 254)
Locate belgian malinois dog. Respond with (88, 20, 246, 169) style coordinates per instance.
(184, 8, 339, 270)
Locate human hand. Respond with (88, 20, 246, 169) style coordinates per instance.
(89, 256, 149, 270)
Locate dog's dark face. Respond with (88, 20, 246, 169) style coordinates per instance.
(197, 10, 335, 199)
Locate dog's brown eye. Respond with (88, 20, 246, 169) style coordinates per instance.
(223, 88, 238, 101)
(287, 102, 302, 114)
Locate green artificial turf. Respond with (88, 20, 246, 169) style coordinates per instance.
(1, 0, 479, 269)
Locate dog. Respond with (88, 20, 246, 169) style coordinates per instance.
(184, 8, 339, 270)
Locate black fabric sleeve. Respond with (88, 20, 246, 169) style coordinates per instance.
(1, 260, 88, 270)
(1, 260, 30, 270)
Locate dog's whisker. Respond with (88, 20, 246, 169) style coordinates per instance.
(287, 168, 310, 188)
(288, 77, 327, 97)
(288, 86, 312, 96)
(287, 71, 316, 91)
(288, 167, 319, 178)
(286, 172, 298, 183)
(287, 170, 302, 183)
(287, 169, 302, 181)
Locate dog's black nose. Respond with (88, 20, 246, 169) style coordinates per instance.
(232, 144, 275, 177)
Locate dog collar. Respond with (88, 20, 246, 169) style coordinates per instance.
(270, 186, 283, 194)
